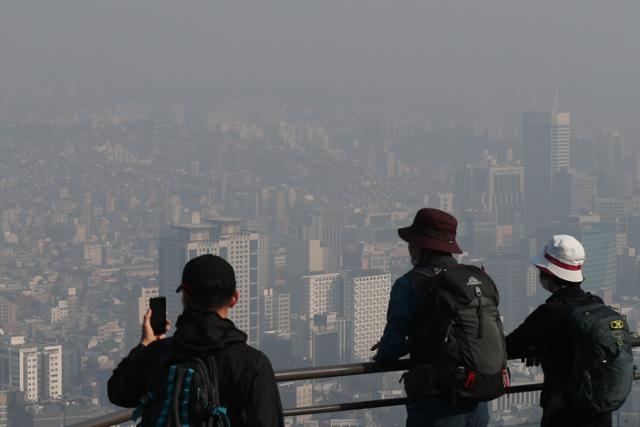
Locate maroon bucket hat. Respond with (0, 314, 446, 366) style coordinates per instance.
(397, 208, 463, 254)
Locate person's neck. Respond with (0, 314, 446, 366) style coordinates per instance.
(185, 306, 228, 319)
(420, 253, 453, 265)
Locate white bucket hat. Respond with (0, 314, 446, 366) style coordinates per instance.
(531, 234, 585, 283)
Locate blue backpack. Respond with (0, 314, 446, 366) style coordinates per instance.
(132, 354, 230, 427)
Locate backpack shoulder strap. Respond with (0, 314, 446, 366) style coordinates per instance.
(558, 290, 603, 312)
(407, 265, 444, 293)
(201, 354, 222, 405)
(199, 354, 231, 425)
(586, 292, 604, 305)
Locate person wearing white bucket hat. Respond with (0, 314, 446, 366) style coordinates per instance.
(505, 235, 613, 427)
(530, 235, 585, 285)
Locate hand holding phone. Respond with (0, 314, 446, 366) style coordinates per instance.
(149, 297, 167, 335)
(140, 297, 170, 346)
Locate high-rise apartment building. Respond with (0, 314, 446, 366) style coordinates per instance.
(0, 299, 16, 326)
(299, 273, 343, 319)
(0, 337, 62, 402)
(522, 112, 571, 228)
(309, 313, 342, 367)
(553, 168, 597, 217)
(159, 218, 268, 347)
(300, 212, 343, 253)
(41, 345, 63, 401)
(263, 288, 291, 334)
(344, 271, 391, 362)
(0, 391, 7, 427)
(294, 273, 343, 361)
(454, 164, 525, 228)
(50, 300, 69, 326)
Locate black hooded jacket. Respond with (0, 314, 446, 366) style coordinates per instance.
(506, 286, 602, 406)
(108, 310, 284, 427)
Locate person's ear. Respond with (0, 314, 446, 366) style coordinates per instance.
(228, 291, 239, 308)
(181, 292, 188, 307)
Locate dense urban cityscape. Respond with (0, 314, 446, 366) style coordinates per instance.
(0, 97, 638, 426)
(2, 2, 640, 426)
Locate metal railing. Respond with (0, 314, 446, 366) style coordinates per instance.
(69, 337, 640, 427)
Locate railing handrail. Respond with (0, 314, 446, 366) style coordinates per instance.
(65, 381, 547, 427)
(68, 336, 640, 427)
(275, 359, 412, 382)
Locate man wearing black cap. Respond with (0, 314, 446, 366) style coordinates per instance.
(108, 254, 284, 426)
(373, 208, 491, 427)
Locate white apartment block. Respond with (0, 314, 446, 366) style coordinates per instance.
(0, 336, 62, 402)
(300, 273, 343, 320)
(264, 289, 291, 334)
(50, 300, 69, 326)
(42, 345, 63, 400)
(344, 272, 392, 362)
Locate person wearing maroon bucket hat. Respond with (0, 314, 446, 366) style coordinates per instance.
(397, 208, 463, 256)
(373, 208, 508, 427)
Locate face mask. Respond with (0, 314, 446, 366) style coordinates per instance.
(540, 276, 558, 293)
(539, 275, 554, 292)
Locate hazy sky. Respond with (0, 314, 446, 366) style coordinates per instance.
(2, 0, 640, 132)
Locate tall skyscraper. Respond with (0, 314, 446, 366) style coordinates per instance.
(344, 271, 391, 362)
(454, 163, 525, 236)
(522, 112, 571, 228)
(553, 168, 597, 217)
(488, 165, 525, 227)
(309, 313, 343, 367)
(300, 212, 343, 254)
(0, 337, 62, 402)
(294, 273, 343, 361)
(159, 218, 268, 347)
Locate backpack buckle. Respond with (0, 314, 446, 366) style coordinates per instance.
(463, 371, 476, 390)
(502, 368, 511, 389)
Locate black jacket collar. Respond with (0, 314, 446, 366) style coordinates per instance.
(546, 285, 586, 304)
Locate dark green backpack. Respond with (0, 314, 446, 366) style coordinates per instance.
(565, 297, 634, 414)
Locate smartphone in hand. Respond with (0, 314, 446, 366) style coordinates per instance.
(149, 297, 167, 336)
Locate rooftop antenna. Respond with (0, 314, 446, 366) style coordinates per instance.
(553, 88, 560, 112)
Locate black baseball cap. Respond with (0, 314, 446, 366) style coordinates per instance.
(176, 254, 236, 302)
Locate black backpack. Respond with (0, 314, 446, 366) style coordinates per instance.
(564, 297, 634, 414)
(412, 264, 510, 402)
(131, 354, 230, 427)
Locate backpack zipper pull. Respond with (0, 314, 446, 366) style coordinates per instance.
(475, 286, 483, 338)
(444, 319, 455, 343)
